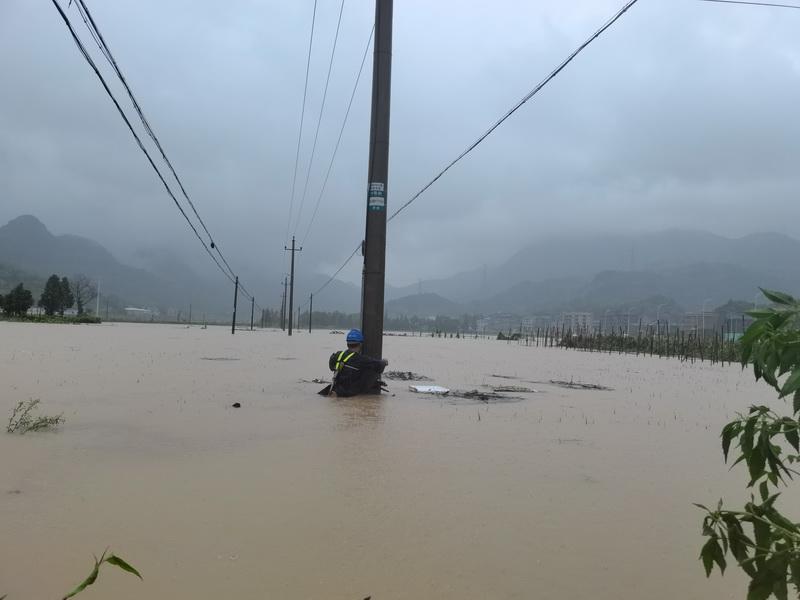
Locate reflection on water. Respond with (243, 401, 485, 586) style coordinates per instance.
(330, 395, 385, 431)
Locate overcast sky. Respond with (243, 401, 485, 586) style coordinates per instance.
(1, 0, 799, 300)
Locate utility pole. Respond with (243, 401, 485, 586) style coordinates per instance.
(309, 293, 313, 333)
(250, 297, 255, 331)
(361, 0, 393, 359)
(188, 303, 192, 326)
(297, 307, 300, 333)
(285, 236, 302, 336)
(95, 278, 101, 317)
(281, 277, 287, 331)
(231, 276, 239, 335)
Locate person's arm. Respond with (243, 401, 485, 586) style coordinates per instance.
(359, 354, 388, 373)
(329, 352, 338, 372)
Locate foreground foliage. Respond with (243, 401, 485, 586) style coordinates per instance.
(697, 289, 800, 599)
(6, 399, 64, 434)
(62, 550, 142, 599)
(1, 550, 140, 600)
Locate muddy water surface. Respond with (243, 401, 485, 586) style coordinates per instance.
(0, 322, 782, 598)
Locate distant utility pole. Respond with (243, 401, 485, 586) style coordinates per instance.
(250, 297, 255, 331)
(361, 0, 393, 359)
(281, 276, 288, 330)
(309, 293, 313, 333)
(95, 278, 101, 317)
(285, 236, 302, 336)
(231, 276, 239, 335)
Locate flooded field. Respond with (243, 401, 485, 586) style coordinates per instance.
(0, 321, 785, 598)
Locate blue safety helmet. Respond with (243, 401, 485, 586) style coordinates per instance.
(346, 329, 364, 343)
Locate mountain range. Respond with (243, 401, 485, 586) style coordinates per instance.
(1, 215, 797, 318)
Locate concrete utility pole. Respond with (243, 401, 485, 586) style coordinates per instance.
(231, 276, 239, 335)
(250, 297, 255, 331)
(285, 236, 302, 336)
(361, 0, 393, 359)
(281, 276, 288, 331)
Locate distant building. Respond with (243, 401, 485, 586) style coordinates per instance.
(561, 312, 593, 333)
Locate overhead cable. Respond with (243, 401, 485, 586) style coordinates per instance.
(50, 0, 257, 301)
(285, 0, 319, 249)
(699, 0, 800, 8)
(388, 0, 640, 223)
(293, 0, 347, 235)
(312, 0, 640, 303)
(70, 0, 240, 282)
(300, 25, 374, 247)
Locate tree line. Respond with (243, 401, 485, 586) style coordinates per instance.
(0, 274, 97, 318)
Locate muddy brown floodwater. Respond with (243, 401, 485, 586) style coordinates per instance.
(1, 322, 792, 598)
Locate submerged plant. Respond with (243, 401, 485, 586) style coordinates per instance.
(6, 399, 64, 434)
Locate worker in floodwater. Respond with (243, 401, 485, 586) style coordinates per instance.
(324, 329, 388, 397)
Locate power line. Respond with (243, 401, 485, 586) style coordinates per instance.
(285, 0, 319, 249)
(50, 0, 258, 303)
(300, 25, 374, 247)
(388, 0, 640, 223)
(699, 0, 800, 8)
(311, 243, 361, 298)
(70, 0, 240, 283)
(293, 0, 347, 235)
(312, 0, 639, 304)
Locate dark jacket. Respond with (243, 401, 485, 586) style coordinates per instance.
(328, 349, 386, 397)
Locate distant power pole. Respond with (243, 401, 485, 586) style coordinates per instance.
(231, 276, 239, 335)
(281, 277, 288, 330)
(309, 293, 313, 333)
(250, 297, 255, 331)
(95, 278, 101, 317)
(285, 236, 302, 336)
(361, 0, 393, 359)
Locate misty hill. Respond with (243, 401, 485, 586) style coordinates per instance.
(389, 230, 800, 304)
(0, 215, 225, 313)
(386, 292, 463, 317)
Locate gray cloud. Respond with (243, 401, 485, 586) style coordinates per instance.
(1, 0, 799, 307)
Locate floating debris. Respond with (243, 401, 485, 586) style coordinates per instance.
(385, 371, 432, 381)
(409, 385, 450, 395)
(201, 357, 239, 361)
(275, 357, 296, 361)
(450, 389, 523, 403)
(232, 402, 241, 408)
(491, 385, 537, 393)
(548, 379, 613, 391)
(490, 374, 518, 380)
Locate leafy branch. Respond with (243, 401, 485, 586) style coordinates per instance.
(698, 289, 800, 599)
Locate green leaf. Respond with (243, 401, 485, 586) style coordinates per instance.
(743, 417, 757, 455)
(722, 422, 739, 462)
(785, 427, 799, 453)
(759, 480, 769, 501)
(789, 558, 800, 591)
(105, 555, 142, 580)
(62, 559, 100, 600)
(748, 447, 766, 485)
(779, 370, 800, 398)
(747, 577, 774, 600)
(760, 288, 795, 306)
(794, 391, 800, 416)
(700, 538, 717, 577)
